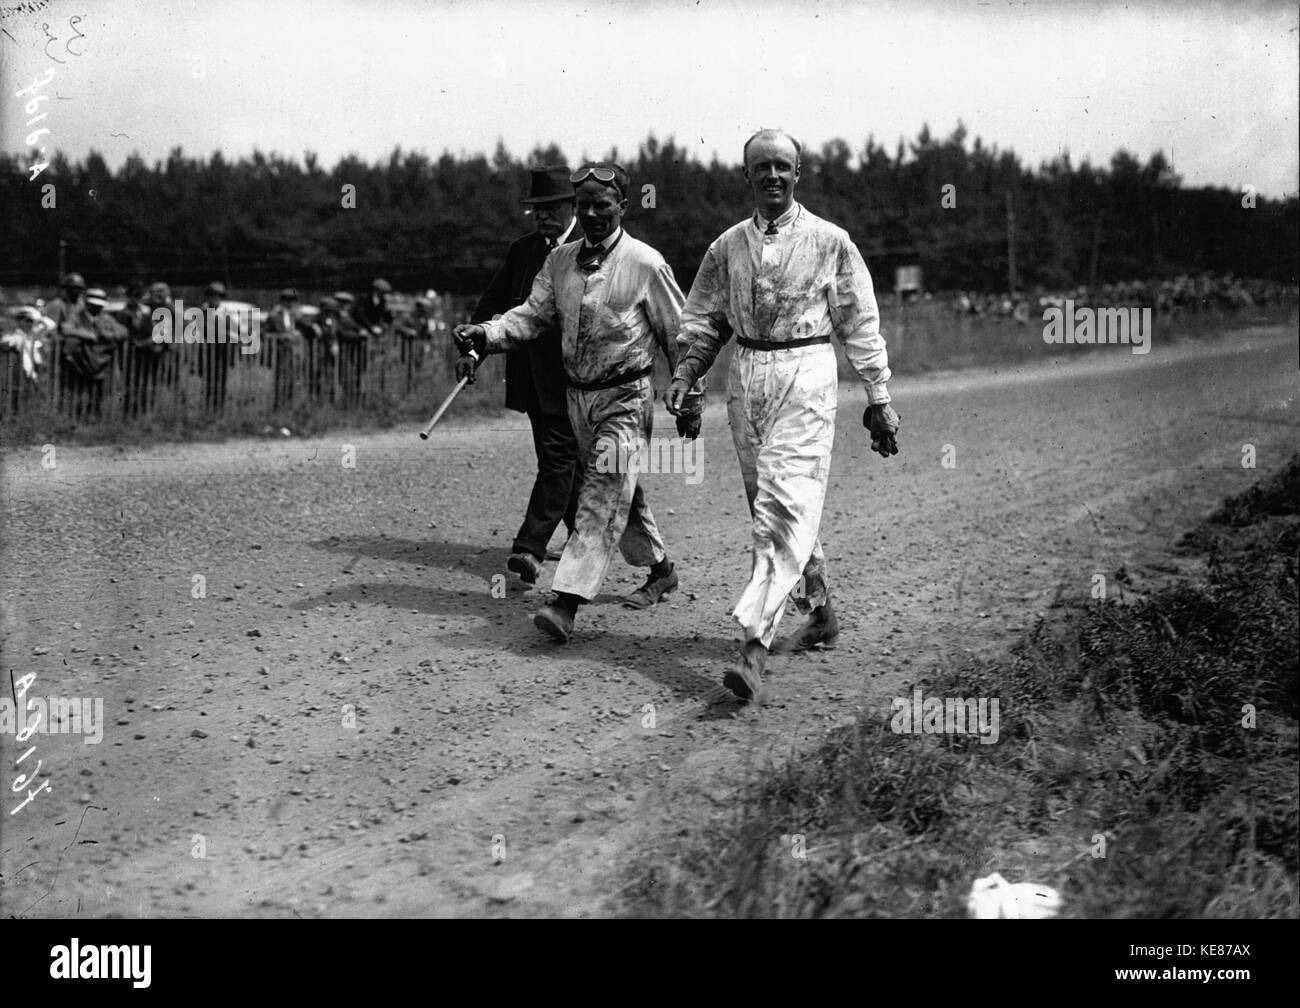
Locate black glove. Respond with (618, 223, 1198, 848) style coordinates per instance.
(455, 354, 479, 384)
(676, 411, 701, 440)
(453, 324, 486, 358)
(864, 403, 900, 458)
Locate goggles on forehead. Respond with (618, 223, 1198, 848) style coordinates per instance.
(570, 166, 626, 197)
(570, 166, 618, 185)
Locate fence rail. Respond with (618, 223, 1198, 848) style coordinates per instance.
(2, 298, 1293, 442)
(0, 328, 506, 434)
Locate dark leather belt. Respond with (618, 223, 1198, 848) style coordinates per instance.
(567, 364, 654, 392)
(737, 335, 831, 351)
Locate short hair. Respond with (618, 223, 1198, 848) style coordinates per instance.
(742, 129, 802, 170)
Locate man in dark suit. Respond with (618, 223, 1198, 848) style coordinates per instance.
(266, 288, 311, 410)
(199, 281, 231, 414)
(468, 164, 583, 584)
(114, 281, 156, 416)
(355, 278, 394, 334)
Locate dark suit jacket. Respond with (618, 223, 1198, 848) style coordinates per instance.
(354, 295, 393, 331)
(471, 226, 580, 415)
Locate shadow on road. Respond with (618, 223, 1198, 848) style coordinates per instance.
(291, 574, 728, 701)
(308, 534, 512, 576)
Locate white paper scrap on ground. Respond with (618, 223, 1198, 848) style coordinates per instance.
(967, 873, 1063, 919)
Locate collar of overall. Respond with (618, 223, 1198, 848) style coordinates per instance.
(577, 229, 623, 271)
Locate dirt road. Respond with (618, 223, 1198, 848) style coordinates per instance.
(2, 325, 1296, 917)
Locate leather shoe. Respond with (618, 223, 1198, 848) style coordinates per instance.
(507, 551, 543, 584)
(773, 606, 840, 654)
(624, 563, 678, 609)
(723, 642, 769, 703)
(533, 603, 573, 643)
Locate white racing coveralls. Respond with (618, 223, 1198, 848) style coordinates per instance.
(674, 202, 892, 648)
(483, 229, 699, 601)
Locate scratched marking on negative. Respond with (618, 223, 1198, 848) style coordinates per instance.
(14, 15, 87, 183)
(0, 1, 54, 23)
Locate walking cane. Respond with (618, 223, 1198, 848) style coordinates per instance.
(418, 350, 478, 439)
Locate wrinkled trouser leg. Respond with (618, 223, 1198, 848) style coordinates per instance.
(729, 345, 836, 648)
(552, 377, 666, 601)
(513, 406, 580, 561)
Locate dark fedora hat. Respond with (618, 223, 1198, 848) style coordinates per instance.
(520, 165, 574, 204)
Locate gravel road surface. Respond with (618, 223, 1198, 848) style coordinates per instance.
(2, 325, 1295, 917)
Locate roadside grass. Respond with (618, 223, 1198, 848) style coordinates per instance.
(621, 456, 1300, 918)
(0, 382, 506, 447)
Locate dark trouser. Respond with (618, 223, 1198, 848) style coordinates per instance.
(512, 406, 581, 561)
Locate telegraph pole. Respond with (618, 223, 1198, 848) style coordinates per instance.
(1005, 191, 1017, 294)
(1089, 216, 1102, 289)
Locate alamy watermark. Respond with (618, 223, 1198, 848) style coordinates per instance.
(1042, 300, 1151, 355)
(594, 435, 703, 485)
(152, 300, 262, 355)
(2, 695, 105, 745)
(890, 686, 1000, 744)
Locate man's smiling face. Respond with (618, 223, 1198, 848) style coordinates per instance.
(576, 180, 625, 245)
(744, 133, 800, 219)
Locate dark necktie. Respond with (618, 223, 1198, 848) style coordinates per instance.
(765, 220, 778, 236)
(577, 244, 604, 271)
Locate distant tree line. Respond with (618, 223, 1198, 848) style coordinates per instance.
(1, 123, 1295, 297)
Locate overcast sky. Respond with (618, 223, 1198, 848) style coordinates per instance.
(2, 0, 1296, 197)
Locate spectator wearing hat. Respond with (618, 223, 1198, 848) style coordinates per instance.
(266, 288, 310, 409)
(266, 288, 303, 339)
(45, 272, 90, 336)
(84, 287, 126, 343)
(467, 164, 584, 584)
(63, 287, 125, 418)
(332, 290, 364, 342)
(332, 289, 367, 405)
(395, 295, 436, 370)
(356, 278, 394, 334)
(45, 273, 98, 409)
(312, 296, 345, 402)
(197, 281, 231, 414)
(1, 306, 52, 390)
(135, 282, 175, 415)
(114, 281, 158, 416)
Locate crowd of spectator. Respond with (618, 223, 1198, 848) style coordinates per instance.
(0, 274, 455, 418)
(3, 269, 1294, 422)
(948, 273, 1297, 324)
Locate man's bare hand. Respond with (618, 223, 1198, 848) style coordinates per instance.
(663, 378, 691, 415)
